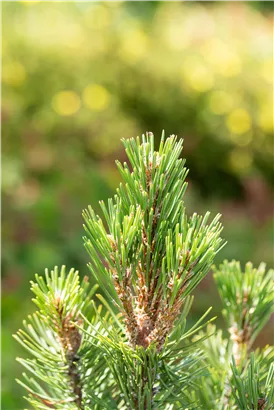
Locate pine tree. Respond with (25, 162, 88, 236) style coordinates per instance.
(15, 133, 274, 409)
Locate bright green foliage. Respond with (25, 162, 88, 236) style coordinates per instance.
(195, 261, 274, 409)
(83, 133, 224, 351)
(214, 260, 274, 348)
(82, 294, 215, 409)
(13, 267, 115, 409)
(193, 324, 231, 408)
(15, 134, 273, 409)
(231, 354, 274, 410)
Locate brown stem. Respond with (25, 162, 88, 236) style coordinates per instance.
(54, 301, 84, 409)
(68, 357, 83, 410)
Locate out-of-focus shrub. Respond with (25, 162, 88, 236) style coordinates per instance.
(2, 2, 273, 196)
(1, 2, 273, 408)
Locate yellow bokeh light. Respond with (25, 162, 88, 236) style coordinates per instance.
(62, 24, 85, 51)
(83, 84, 110, 111)
(208, 90, 234, 115)
(228, 149, 253, 174)
(2, 62, 26, 87)
(52, 91, 81, 116)
(257, 104, 274, 133)
(181, 56, 214, 93)
(119, 29, 148, 63)
(260, 60, 273, 83)
(202, 39, 242, 77)
(219, 54, 241, 77)
(166, 24, 189, 50)
(226, 109, 252, 135)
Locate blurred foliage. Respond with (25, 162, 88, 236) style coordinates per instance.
(1, 1, 273, 409)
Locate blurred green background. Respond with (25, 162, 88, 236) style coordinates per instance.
(1, 1, 273, 408)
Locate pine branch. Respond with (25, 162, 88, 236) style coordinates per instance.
(83, 132, 224, 353)
(213, 260, 274, 366)
(231, 353, 274, 410)
(14, 266, 114, 409)
(195, 260, 274, 410)
(81, 132, 225, 408)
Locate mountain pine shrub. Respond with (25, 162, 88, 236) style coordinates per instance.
(14, 133, 274, 409)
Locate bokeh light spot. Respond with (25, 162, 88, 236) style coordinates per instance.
(181, 57, 214, 92)
(226, 109, 252, 135)
(260, 60, 273, 83)
(52, 91, 81, 116)
(166, 24, 189, 50)
(2, 62, 26, 87)
(119, 28, 148, 63)
(228, 149, 253, 174)
(83, 84, 110, 111)
(208, 90, 234, 115)
(202, 39, 242, 77)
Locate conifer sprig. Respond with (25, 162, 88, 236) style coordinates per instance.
(213, 260, 274, 365)
(231, 354, 274, 410)
(14, 266, 113, 409)
(80, 293, 215, 409)
(195, 260, 274, 409)
(83, 132, 224, 351)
